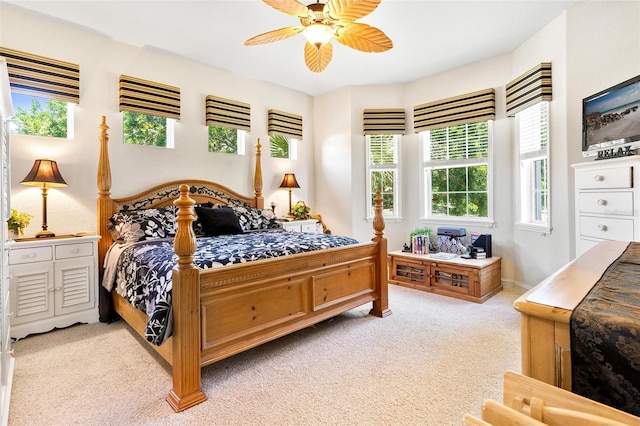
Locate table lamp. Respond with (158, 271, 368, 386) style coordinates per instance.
(279, 173, 300, 216)
(20, 159, 68, 238)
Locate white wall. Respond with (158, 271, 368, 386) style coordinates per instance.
(1, 4, 314, 238)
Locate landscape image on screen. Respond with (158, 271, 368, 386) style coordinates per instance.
(584, 76, 640, 151)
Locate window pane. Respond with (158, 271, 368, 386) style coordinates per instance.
(431, 168, 447, 192)
(123, 111, 167, 147)
(208, 126, 238, 153)
(449, 193, 467, 216)
(371, 170, 395, 215)
(468, 192, 488, 217)
(429, 128, 447, 161)
(448, 167, 466, 192)
(431, 193, 447, 216)
(270, 134, 289, 158)
(468, 165, 487, 191)
(10, 93, 68, 138)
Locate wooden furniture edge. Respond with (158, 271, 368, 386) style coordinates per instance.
(503, 371, 640, 425)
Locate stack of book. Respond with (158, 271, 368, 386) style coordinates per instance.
(412, 235, 428, 254)
(472, 247, 486, 259)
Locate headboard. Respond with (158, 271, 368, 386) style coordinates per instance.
(96, 115, 265, 274)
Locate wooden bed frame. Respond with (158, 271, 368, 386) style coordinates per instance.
(513, 240, 628, 391)
(95, 116, 391, 412)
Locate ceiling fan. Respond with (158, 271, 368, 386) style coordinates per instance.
(245, 0, 393, 73)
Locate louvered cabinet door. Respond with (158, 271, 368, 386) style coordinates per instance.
(54, 257, 95, 316)
(10, 263, 54, 325)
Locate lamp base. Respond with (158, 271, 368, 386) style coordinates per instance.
(35, 229, 55, 238)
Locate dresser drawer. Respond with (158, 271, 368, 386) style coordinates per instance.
(9, 246, 53, 265)
(579, 216, 634, 241)
(55, 242, 94, 259)
(578, 191, 634, 215)
(575, 166, 633, 190)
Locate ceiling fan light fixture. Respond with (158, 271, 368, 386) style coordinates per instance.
(302, 24, 333, 48)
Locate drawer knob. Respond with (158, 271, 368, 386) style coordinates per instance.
(597, 199, 607, 206)
(598, 224, 608, 232)
(594, 174, 604, 182)
(26, 253, 36, 258)
(72, 248, 80, 253)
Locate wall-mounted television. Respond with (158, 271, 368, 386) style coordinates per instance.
(582, 73, 640, 158)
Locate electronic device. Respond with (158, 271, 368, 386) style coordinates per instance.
(582, 73, 640, 158)
(436, 227, 466, 237)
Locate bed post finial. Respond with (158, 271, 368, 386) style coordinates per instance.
(168, 184, 207, 412)
(254, 138, 264, 208)
(173, 184, 196, 265)
(371, 190, 391, 318)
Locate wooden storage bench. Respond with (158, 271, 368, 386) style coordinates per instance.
(388, 250, 502, 303)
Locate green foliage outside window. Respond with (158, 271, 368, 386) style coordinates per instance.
(208, 125, 238, 154)
(123, 111, 167, 147)
(11, 98, 68, 138)
(270, 134, 289, 158)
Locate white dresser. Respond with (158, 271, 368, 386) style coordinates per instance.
(280, 219, 321, 233)
(573, 156, 640, 256)
(8, 235, 100, 339)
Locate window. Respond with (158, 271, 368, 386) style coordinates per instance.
(10, 93, 73, 138)
(367, 134, 400, 218)
(422, 121, 491, 220)
(516, 101, 550, 231)
(122, 111, 174, 148)
(208, 126, 245, 155)
(270, 135, 297, 159)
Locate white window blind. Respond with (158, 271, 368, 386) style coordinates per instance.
(425, 123, 489, 164)
(518, 102, 548, 160)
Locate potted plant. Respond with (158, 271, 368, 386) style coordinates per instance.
(7, 208, 33, 238)
(291, 201, 311, 220)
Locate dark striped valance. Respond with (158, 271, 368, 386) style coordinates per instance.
(268, 109, 303, 139)
(205, 95, 250, 131)
(119, 75, 180, 120)
(0, 46, 79, 104)
(363, 108, 405, 135)
(413, 88, 495, 132)
(506, 62, 552, 117)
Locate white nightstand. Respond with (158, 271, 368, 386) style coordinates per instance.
(280, 219, 322, 233)
(8, 234, 101, 339)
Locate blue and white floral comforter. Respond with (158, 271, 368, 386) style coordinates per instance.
(103, 231, 359, 345)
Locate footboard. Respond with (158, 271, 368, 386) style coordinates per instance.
(198, 242, 382, 365)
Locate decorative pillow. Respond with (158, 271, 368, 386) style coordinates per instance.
(193, 202, 216, 237)
(231, 205, 281, 232)
(108, 206, 177, 244)
(194, 206, 243, 236)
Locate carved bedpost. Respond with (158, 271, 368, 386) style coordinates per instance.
(166, 184, 207, 412)
(96, 116, 112, 274)
(254, 138, 264, 209)
(370, 190, 391, 318)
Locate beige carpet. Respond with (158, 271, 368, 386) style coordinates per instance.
(8, 285, 522, 426)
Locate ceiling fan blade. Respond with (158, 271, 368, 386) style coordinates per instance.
(304, 41, 333, 72)
(263, 0, 311, 18)
(325, 0, 381, 22)
(245, 26, 304, 46)
(334, 22, 392, 52)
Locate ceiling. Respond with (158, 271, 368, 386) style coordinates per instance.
(4, 0, 580, 96)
